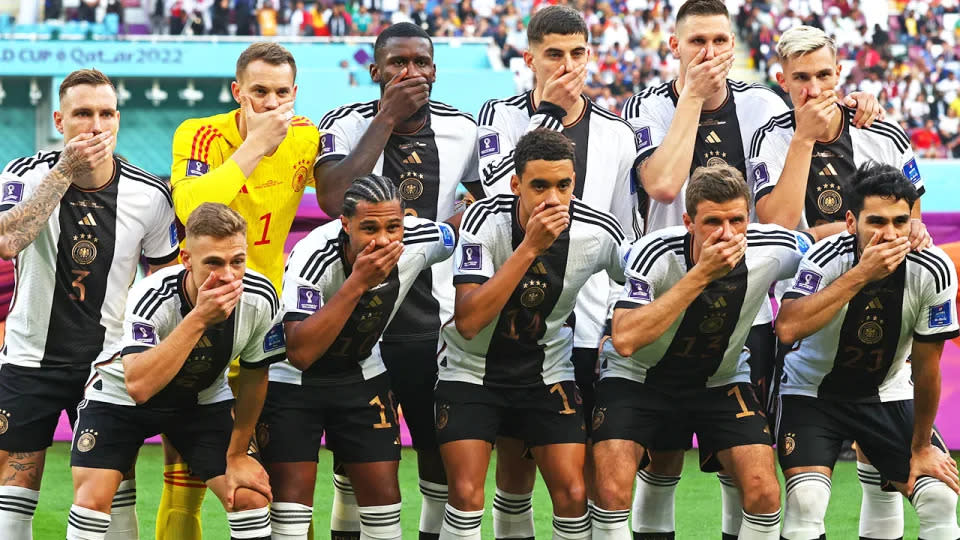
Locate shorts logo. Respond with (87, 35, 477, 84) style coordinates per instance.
(459, 244, 482, 271)
(132, 323, 158, 345)
(320, 133, 336, 155)
(263, 323, 285, 353)
(903, 157, 922, 185)
(592, 407, 606, 431)
(0, 409, 9, 435)
(186, 159, 208, 177)
(256, 422, 270, 449)
(440, 223, 455, 248)
(781, 432, 796, 456)
(1, 181, 24, 204)
(635, 126, 652, 150)
(930, 300, 953, 328)
(297, 286, 320, 312)
(793, 270, 822, 295)
(169, 223, 179, 248)
(753, 162, 770, 189)
(627, 277, 653, 302)
(479, 134, 500, 157)
(76, 429, 98, 453)
(435, 403, 449, 431)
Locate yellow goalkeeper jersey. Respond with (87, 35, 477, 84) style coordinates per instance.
(170, 109, 318, 291)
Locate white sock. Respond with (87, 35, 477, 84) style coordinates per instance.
(631, 469, 680, 534)
(270, 501, 313, 539)
(590, 506, 630, 540)
(439, 504, 483, 540)
(104, 479, 137, 540)
(857, 462, 903, 539)
(331, 474, 361, 534)
(419, 480, 448, 536)
(358, 503, 402, 540)
(782, 472, 830, 540)
(553, 512, 590, 539)
(227, 506, 271, 539)
(718, 473, 742, 537)
(910, 476, 960, 540)
(492, 488, 534, 539)
(67, 504, 111, 540)
(739, 509, 781, 540)
(0, 486, 38, 540)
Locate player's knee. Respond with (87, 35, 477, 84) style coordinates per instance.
(549, 478, 586, 514)
(447, 478, 485, 510)
(230, 487, 269, 512)
(72, 491, 113, 515)
(739, 473, 781, 514)
(782, 474, 830, 537)
(646, 450, 684, 476)
(912, 478, 959, 527)
(594, 474, 632, 509)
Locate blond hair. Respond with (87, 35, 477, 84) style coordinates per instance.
(776, 25, 837, 61)
(59, 68, 115, 100)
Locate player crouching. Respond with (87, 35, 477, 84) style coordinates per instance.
(67, 203, 282, 540)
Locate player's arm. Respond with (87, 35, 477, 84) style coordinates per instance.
(123, 273, 243, 404)
(455, 202, 568, 339)
(476, 104, 522, 194)
(611, 228, 744, 356)
(638, 48, 733, 203)
(0, 132, 112, 260)
(776, 231, 911, 343)
(315, 69, 429, 216)
(285, 241, 403, 370)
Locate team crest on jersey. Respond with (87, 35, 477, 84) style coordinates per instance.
(479, 134, 500, 157)
(858, 316, 884, 344)
(320, 133, 336, 154)
(71, 234, 98, 265)
(902, 157, 922, 185)
(435, 403, 450, 430)
(704, 150, 727, 167)
(132, 322, 158, 345)
(263, 323, 285, 353)
(781, 433, 796, 456)
(297, 286, 320, 312)
(292, 159, 310, 192)
(460, 244, 482, 270)
(627, 278, 652, 302)
(520, 280, 547, 308)
(930, 300, 953, 328)
(184, 354, 212, 374)
(793, 270, 822, 294)
(357, 312, 382, 333)
(0, 409, 9, 435)
(1, 181, 24, 204)
(399, 171, 424, 201)
(700, 316, 725, 334)
(186, 159, 209, 177)
(635, 126, 651, 150)
(816, 183, 843, 215)
(76, 429, 98, 453)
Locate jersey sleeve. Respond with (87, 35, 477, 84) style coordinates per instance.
(238, 301, 287, 369)
(898, 144, 925, 197)
(452, 210, 496, 285)
(403, 217, 457, 268)
(0, 159, 39, 213)
(280, 242, 325, 323)
(781, 243, 842, 301)
(747, 124, 790, 205)
(142, 191, 180, 265)
(170, 117, 245, 226)
(316, 107, 366, 166)
(621, 93, 668, 163)
(614, 235, 671, 310)
(913, 252, 959, 342)
(118, 280, 174, 357)
(477, 100, 564, 195)
(611, 124, 643, 241)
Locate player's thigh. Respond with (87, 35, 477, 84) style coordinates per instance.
(530, 442, 587, 513)
(494, 436, 537, 494)
(438, 439, 493, 510)
(264, 462, 317, 506)
(343, 460, 401, 506)
(163, 401, 235, 483)
(324, 375, 402, 466)
(0, 363, 87, 457)
(258, 382, 326, 467)
(852, 400, 950, 486)
(693, 383, 773, 473)
(72, 466, 123, 513)
(70, 400, 153, 495)
(592, 438, 645, 509)
(776, 395, 848, 474)
(714, 444, 780, 505)
(380, 339, 440, 453)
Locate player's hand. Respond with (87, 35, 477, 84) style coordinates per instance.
(794, 88, 840, 142)
(540, 64, 587, 114)
(844, 91, 884, 128)
(520, 202, 570, 255)
(908, 444, 959, 495)
(241, 94, 293, 156)
(682, 46, 734, 102)
(351, 240, 403, 291)
(224, 454, 273, 507)
(192, 271, 243, 326)
(378, 67, 431, 126)
(694, 228, 746, 281)
(855, 231, 910, 282)
(909, 218, 933, 252)
(57, 131, 114, 182)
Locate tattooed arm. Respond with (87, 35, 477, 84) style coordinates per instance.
(0, 131, 113, 260)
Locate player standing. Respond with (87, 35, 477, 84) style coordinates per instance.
(476, 8, 639, 531)
(165, 42, 319, 538)
(437, 129, 626, 540)
(774, 164, 960, 540)
(313, 23, 480, 540)
(0, 69, 179, 540)
(68, 203, 281, 540)
(258, 174, 457, 540)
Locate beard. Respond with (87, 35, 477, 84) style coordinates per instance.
(379, 81, 433, 123)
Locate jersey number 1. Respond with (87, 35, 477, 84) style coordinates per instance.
(255, 213, 272, 245)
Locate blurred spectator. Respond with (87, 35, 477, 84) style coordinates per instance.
(328, 0, 353, 36)
(211, 0, 230, 35)
(354, 5, 373, 34)
(76, 0, 98, 22)
(45, 0, 62, 20)
(257, 0, 279, 36)
(912, 118, 943, 157)
(235, 0, 254, 35)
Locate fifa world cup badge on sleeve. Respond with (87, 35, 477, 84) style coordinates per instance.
(320, 133, 336, 155)
(297, 286, 320, 312)
(132, 322, 158, 345)
(186, 159, 209, 177)
(929, 300, 953, 328)
(753, 163, 770, 189)
(1, 181, 24, 204)
(793, 270, 823, 294)
(460, 244, 482, 270)
(479, 134, 500, 157)
(627, 277, 653, 302)
(635, 127, 651, 151)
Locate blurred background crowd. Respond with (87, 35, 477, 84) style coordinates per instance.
(28, 0, 960, 158)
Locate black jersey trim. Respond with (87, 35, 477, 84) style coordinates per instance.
(915, 329, 960, 342)
(133, 274, 181, 319)
(463, 195, 514, 235)
(283, 312, 310, 323)
(453, 274, 489, 285)
(630, 235, 684, 275)
(119, 161, 174, 206)
(318, 101, 377, 130)
(749, 111, 794, 158)
(843, 109, 910, 153)
(3, 156, 30, 175)
(571, 200, 625, 242)
(7, 151, 59, 177)
(809, 234, 855, 267)
(589, 100, 634, 130)
(531, 113, 564, 132)
(478, 93, 527, 126)
(145, 248, 180, 266)
(305, 244, 342, 285)
(623, 82, 672, 119)
(404, 236, 441, 247)
(614, 299, 643, 310)
(121, 345, 151, 356)
(729, 80, 779, 96)
(481, 150, 516, 187)
(429, 101, 476, 123)
(240, 353, 286, 369)
(908, 251, 952, 294)
(403, 222, 436, 234)
(781, 291, 806, 300)
(299, 237, 340, 282)
(747, 228, 798, 242)
(747, 240, 797, 251)
(316, 153, 347, 166)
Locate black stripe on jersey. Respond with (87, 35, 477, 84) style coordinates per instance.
(298, 237, 339, 282)
(463, 195, 514, 235)
(746, 229, 797, 249)
(749, 111, 794, 158)
(590, 100, 634, 131)
(481, 150, 516, 187)
(133, 274, 180, 319)
(478, 93, 527, 126)
(908, 251, 952, 294)
(729, 80, 780, 96)
(809, 234, 856, 267)
(429, 101, 476, 123)
(118, 161, 173, 206)
(843, 109, 910, 153)
(318, 101, 377, 130)
(3, 156, 30, 175)
(623, 82, 671, 118)
(304, 244, 342, 285)
(242, 273, 280, 314)
(8, 151, 59, 177)
(571, 200, 625, 242)
(630, 235, 685, 275)
(532, 114, 563, 132)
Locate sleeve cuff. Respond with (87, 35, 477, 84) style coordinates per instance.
(316, 154, 346, 166)
(755, 186, 774, 203)
(781, 291, 806, 300)
(283, 312, 311, 323)
(121, 345, 151, 356)
(453, 275, 490, 285)
(145, 248, 180, 266)
(614, 300, 643, 310)
(917, 185, 926, 197)
(240, 353, 286, 369)
(914, 329, 960, 342)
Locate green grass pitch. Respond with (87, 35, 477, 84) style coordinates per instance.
(32, 443, 955, 538)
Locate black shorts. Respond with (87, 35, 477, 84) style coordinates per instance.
(258, 374, 401, 464)
(0, 363, 89, 452)
(591, 378, 772, 472)
(381, 339, 439, 452)
(435, 380, 586, 447)
(70, 399, 234, 481)
(776, 395, 949, 484)
(746, 323, 776, 412)
(571, 347, 599, 437)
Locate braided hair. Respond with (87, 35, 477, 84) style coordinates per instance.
(342, 174, 402, 217)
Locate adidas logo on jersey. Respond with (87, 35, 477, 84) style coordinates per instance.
(78, 213, 98, 226)
(818, 163, 839, 176)
(367, 295, 383, 308)
(402, 152, 422, 164)
(710, 296, 727, 309)
(530, 261, 548, 275)
(867, 297, 883, 310)
(705, 131, 722, 144)
(196, 336, 213, 348)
